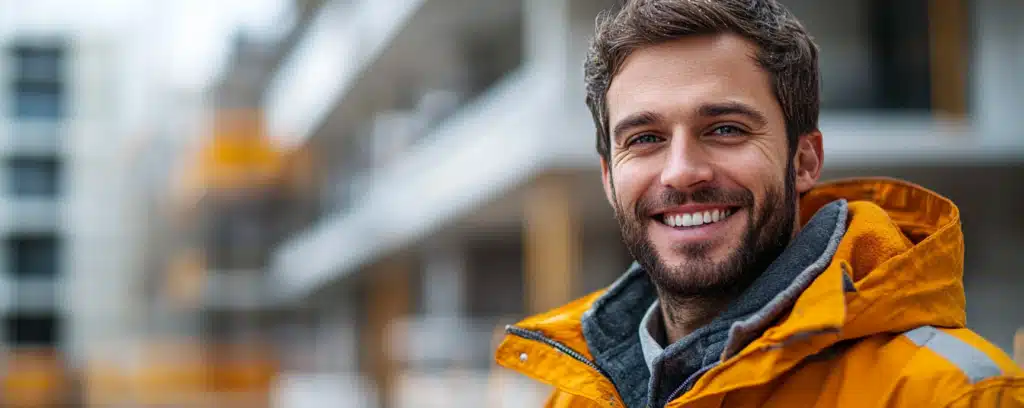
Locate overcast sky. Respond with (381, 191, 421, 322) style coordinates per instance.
(2, 0, 295, 91)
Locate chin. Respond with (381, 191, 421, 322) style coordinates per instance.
(661, 237, 731, 262)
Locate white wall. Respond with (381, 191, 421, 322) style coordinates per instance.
(973, 0, 1024, 142)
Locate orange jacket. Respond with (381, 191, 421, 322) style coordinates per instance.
(496, 178, 1023, 407)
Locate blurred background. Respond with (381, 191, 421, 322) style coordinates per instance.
(0, 0, 1022, 407)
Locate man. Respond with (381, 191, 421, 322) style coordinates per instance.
(495, 0, 1024, 407)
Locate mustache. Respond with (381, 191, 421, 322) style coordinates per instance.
(634, 186, 755, 220)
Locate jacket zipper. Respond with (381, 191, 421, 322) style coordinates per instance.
(505, 325, 609, 377)
(661, 363, 718, 407)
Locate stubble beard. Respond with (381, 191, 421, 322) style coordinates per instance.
(611, 162, 797, 306)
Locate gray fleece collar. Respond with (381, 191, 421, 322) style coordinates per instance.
(582, 199, 849, 408)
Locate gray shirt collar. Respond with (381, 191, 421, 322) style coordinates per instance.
(639, 300, 665, 373)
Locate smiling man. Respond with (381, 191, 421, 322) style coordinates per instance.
(495, 1, 1023, 407)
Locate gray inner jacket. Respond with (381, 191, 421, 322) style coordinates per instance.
(580, 199, 851, 408)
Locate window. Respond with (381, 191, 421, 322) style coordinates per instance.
(13, 83, 63, 118)
(4, 314, 59, 347)
(9, 44, 65, 119)
(786, 0, 935, 111)
(8, 157, 61, 197)
(14, 47, 62, 82)
(868, 0, 932, 110)
(7, 235, 60, 279)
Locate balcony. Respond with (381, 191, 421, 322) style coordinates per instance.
(265, 0, 523, 150)
(265, 0, 429, 149)
(271, 65, 562, 300)
(818, 113, 1024, 168)
(386, 316, 502, 369)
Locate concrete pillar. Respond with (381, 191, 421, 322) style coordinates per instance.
(523, 174, 581, 314)
(314, 298, 359, 374)
(361, 258, 411, 408)
(1015, 328, 1023, 367)
(928, 0, 968, 117)
(421, 239, 466, 318)
(421, 238, 467, 367)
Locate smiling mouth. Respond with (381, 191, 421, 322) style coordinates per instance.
(656, 207, 737, 228)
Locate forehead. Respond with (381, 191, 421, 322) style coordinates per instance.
(606, 33, 779, 126)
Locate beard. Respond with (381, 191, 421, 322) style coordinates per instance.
(612, 161, 797, 302)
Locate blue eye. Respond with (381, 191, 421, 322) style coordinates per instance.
(628, 134, 660, 146)
(710, 125, 745, 136)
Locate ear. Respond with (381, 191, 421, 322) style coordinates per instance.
(600, 156, 616, 208)
(794, 130, 824, 194)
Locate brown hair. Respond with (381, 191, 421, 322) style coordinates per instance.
(585, 0, 820, 160)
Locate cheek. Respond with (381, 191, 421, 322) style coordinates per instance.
(707, 143, 786, 176)
(706, 146, 787, 204)
(612, 161, 658, 208)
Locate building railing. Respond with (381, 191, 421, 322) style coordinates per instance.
(386, 316, 510, 370)
(265, 0, 429, 149)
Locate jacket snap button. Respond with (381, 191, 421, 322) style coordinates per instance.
(519, 352, 528, 362)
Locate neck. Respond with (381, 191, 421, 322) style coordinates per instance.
(657, 291, 733, 344)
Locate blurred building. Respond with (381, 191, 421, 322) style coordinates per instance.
(149, 2, 327, 408)
(165, 0, 1024, 407)
(0, 3, 170, 406)
(0, 36, 73, 408)
(0, 1, 302, 407)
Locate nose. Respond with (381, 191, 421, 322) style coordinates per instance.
(659, 135, 713, 191)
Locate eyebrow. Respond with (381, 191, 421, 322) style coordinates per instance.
(699, 102, 769, 128)
(612, 111, 665, 143)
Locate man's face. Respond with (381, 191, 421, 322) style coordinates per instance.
(602, 33, 821, 298)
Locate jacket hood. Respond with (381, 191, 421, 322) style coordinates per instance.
(499, 177, 966, 369)
(799, 177, 965, 341)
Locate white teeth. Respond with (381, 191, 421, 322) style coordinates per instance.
(664, 208, 736, 227)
